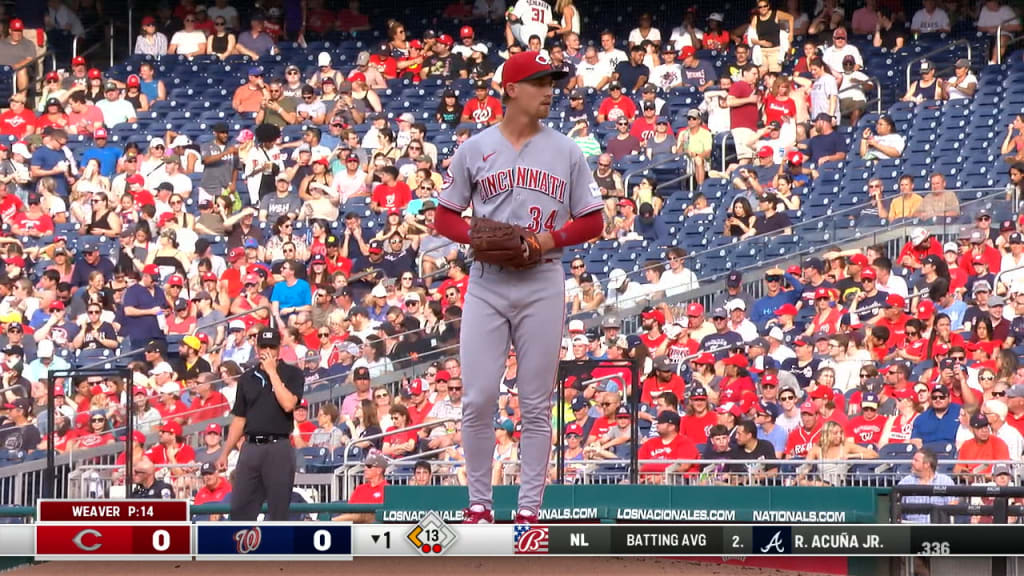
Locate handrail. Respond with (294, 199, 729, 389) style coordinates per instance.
(621, 153, 683, 206)
(340, 417, 459, 467)
(127, 5, 134, 57)
(12, 50, 57, 94)
(994, 263, 1024, 295)
(862, 75, 884, 115)
(72, 19, 113, 60)
(718, 131, 735, 172)
(995, 17, 1022, 65)
(904, 39, 972, 92)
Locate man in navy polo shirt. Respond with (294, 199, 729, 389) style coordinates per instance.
(910, 384, 961, 447)
(121, 264, 167, 350)
(806, 113, 846, 169)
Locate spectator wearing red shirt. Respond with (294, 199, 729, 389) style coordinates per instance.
(960, 227, 1002, 275)
(10, 194, 54, 237)
(290, 399, 317, 446)
(145, 421, 196, 478)
(334, 453, 388, 522)
(597, 82, 637, 123)
(368, 44, 399, 79)
(190, 373, 229, 424)
(460, 80, 503, 125)
(785, 401, 823, 458)
(0, 94, 37, 138)
(154, 378, 189, 423)
(727, 64, 760, 161)
(762, 79, 798, 126)
(954, 413, 1010, 476)
(805, 287, 843, 336)
(195, 461, 233, 504)
(370, 166, 411, 213)
(0, 186, 23, 224)
(641, 355, 686, 404)
(639, 307, 667, 350)
(638, 410, 699, 479)
(336, 0, 370, 33)
(898, 227, 943, 271)
(681, 386, 717, 445)
(403, 378, 434, 425)
(630, 101, 658, 142)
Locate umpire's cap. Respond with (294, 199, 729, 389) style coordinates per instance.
(501, 51, 568, 92)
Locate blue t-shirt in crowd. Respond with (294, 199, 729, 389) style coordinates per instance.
(120, 283, 167, 342)
(806, 131, 846, 166)
(80, 145, 123, 178)
(911, 403, 962, 446)
(271, 278, 312, 311)
(30, 146, 71, 197)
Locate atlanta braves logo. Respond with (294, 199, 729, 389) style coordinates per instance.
(233, 527, 262, 554)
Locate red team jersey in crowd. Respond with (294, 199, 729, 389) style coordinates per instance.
(845, 414, 885, 445)
(190, 391, 230, 423)
(145, 443, 196, 465)
(681, 411, 717, 444)
(0, 109, 36, 138)
(640, 332, 667, 350)
(762, 95, 797, 125)
(640, 374, 686, 405)
(638, 434, 699, 473)
(349, 480, 388, 503)
(461, 96, 503, 124)
(371, 182, 412, 211)
(785, 423, 822, 458)
(885, 411, 919, 444)
(193, 479, 232, 505)
(598, 98, 637, 122)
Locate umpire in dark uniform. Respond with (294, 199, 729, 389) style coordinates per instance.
(216, 328, 305, 521)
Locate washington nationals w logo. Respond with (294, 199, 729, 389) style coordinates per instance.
(234, 527, 263, 554)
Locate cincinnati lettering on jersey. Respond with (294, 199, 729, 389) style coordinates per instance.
(477, 166, 567, 203)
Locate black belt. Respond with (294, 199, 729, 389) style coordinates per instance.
(246, 434, 288, 444)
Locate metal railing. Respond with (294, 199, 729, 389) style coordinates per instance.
(995, 18, 1023, 65)
(622, 154, 684, 202)
(11, 50, 57, 95)
(905, 39, 973, 92)
(994, 262, 1024, 295)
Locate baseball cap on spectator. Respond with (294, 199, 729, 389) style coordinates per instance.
(204, 423, 222, 436)
(971, 280, 993, 296)
(641, 308, 665, 324)
(892, 388, 916, 400)
(166, 274, 184, 287)
(368, 240, 384, 255)
(710, 306, 727, 319)
(910, 227, 930, 245)
(787, 150, 804, 166)
(725, 298, 746, 312)
(364, 453, 387, 469)
(757, 145, 773, 158)
(181, 335, 202, 351)
(1010, 232, 1024, 244)
(813, 112, 833, 123)
(942, 241, 958, 253)
(227, 247, 245, 262)
(716, 402, 744, 418)
(861, 393, 880, 410)
(257, 329, 281, 348)
(954, 58, 970, 69)
(160, 421, 183, 438)
(460, 25, 474, 38)
(565, 421, 585, 437)
(140, 263, 159, 277)
(726, 270, 742, 287)
(774, 303, 798, 316)
(809, 386, 833, 401)
(228, 320, 246, 333)
(685, 302, 704, 317)
(679, 46, 696, 59)
(932, 384, 950, 397)
(799, 401, 817, 414)
(990, 295, 1006, 307)
(9, 19, 24, 31)
(606, 268, 627, 290)
(656, 410, 680, 427)
(916, 300, 935, 320)
(370, 284, 388, 298)
(570, 396, 589, 412)
(652, 355, 673, 372)
(655, 116, 671, 126)
(970, 413, 989, 428)
(248, 65, 264, 76)
(919, 60, 933, 73)
(71, 55, 86, 67)
(172, 298, 188, 312)
(803, 257, 824, 272)
(722, 354, 748, 368)
(317, 52, 332, 67)
(756, 402, 780, 419)
(860, 266, 877, 280)
(993, 463, 1012, 477)
(814, 287, 831, 300)
(663, 323, 683, 339)
(567, 319, 586, 334)
(886, 294, 906, 308)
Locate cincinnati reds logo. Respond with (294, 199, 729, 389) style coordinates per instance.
(535, 53, 552, 65)
(234, 527, 262, 554)
(515, 528, 547, 553)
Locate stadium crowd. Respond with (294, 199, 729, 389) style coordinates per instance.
(0, 0, 1022, 510)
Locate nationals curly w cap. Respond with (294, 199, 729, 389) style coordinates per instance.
(501, 51, 568, 91)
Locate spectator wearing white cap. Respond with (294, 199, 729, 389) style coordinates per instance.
(605, 268, 647, 309)
(22, 339, 69, 385)
(725, 298, 758, 342)
(984, 399, 1024, 460)
(222, 321, 254, 366)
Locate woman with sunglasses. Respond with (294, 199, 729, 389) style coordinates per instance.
(36, 72, 67, 113)
(82, 192, 123, 239)
(299, 162, 339, 222)
(371, 387, 394, 429)
(229, 272, 271, 327)
(206, 16, 237, 60)
(878, 388, 923, 446)
(265, 215, 309, 262)
(145, 228, 190, 278)
(72, 411, 115, 450)
(135, 16, 169, 56)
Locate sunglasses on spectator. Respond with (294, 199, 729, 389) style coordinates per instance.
(185, 18, 195, 23)
(993, 391, 1007, 397)
(375, 392, 389, 398)
(981, 375, 995, 381)
(571, 264, 584, 269)
(88, 309, 101, 315)
(448, 386, 463, 391)
(931, 394, 947, 400)
(91, 417, 105, 422)
(765, 274, 782, 282)
(779, 395, 796, 401)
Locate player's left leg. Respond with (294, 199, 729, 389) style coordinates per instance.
(509, 261, 567, 518)
(262, 440, 297, 520)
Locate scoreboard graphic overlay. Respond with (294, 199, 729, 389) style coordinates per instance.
(6, 501, 1024, 558)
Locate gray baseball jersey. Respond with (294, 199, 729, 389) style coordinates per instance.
(439, 123, 603, 515)
(439, 124, 605, 257)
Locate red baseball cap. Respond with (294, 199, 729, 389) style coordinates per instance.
(125, 174, 145, 186)
(787, 150, 804, 166)
(860, 266, 877, 280)
(722, 354, 748, 368)
(72, 56, 86, 66)
(459, 25, 474, 38)
(243, 272, 261, 285)
(204, 423, 222, 435)
(886, 293, 906, 308)
(201, 271, 217, 282)
(435, 370, 451, 382)
(348, 71, 366, 83)
(157, 212, 176, 226)
(45, 70, 59, 81)
(814, 287, 831, 300)
(692, 352, 715, 365)
(160, 421, 183, 437)
(775, 303, 798, 316)
(167, 274, 184, 287)
(916, 300, 935, 320)
(141, 264, 160, 276)
(892, 388, 916, 400)
(641, 309, 665, 324)
(799, 401, 817, 414)
(849, 253, 869, 266)
(757, 145, 774, 158)
(679, 46, 697, 60)
(500, 51, 568, 92)
(809, 386, 833, 400)
(406, 378, 425, 395)
(438, 34, 454, 46)
(686, 302, 704, 317)
(94, 127, 108, 139)
(566, 422, 584, 436)
(9, 19, 24, 32)
(228, 246, 245, 262)
(762, 373, 780, 386)
(141, 16, 156, 26)
(126, 74, 141, 87)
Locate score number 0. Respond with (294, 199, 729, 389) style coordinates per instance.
(152, 530, 171, 551)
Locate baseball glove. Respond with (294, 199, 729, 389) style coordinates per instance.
(470, 217, 543, 269)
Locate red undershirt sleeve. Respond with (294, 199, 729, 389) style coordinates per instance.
(552, 210, 604, 248)
(434, 205, 471, 245)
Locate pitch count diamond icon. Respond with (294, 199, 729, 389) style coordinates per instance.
(406, 511, 458, 555)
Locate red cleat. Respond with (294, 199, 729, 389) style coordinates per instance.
(462, 507, 494, 524)
(514, 510, 539, 524)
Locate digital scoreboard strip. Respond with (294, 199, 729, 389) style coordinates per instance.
(5, 501, 1022, 559)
